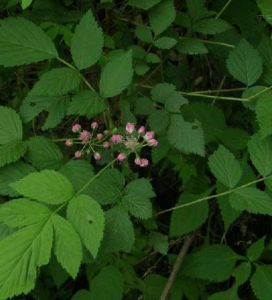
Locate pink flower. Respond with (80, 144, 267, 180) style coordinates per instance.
(94, 152, 101, 160)
(72, 124, 81, 133)
(97, 133, 104, 140)
(134, 158, 149, 167)
(126, 122, 135, 134)
(111, 134, 123, 143)
(148, 139, 158, 147)
(134, 158, 141, 166)
(65, 139, 73, 147)
(74, 151, 82, 158)
(144, 131, 154, 141)
(91, 121, 98, 129)
(79, 130, 91, 142)
(138, 126, 145, 134)
(117, 153, 127, 161)
(103, 141, 111, 148)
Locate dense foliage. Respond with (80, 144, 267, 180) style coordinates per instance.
(1, 0, 272, 299)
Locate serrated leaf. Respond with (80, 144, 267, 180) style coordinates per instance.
(149, 0, 176, 36)
(67, 195, 104, 258)
(148, 109, 169, 133)
(182, 245, 240, 282)
(193, 18, 231, 34)
(99, 50, 133, 98)
(208, 145, 242, 188)
(90, 266, 124, 300)
(255, 90, 272, 138)
(170, 193, 209, 237)
(226, 39, 263, 86)
(177, 37, 208, 55)
(149, 232, 168, 255)
(71, 9, 103, 70)
(0, 17, 58, 67)
(52, 215, 82, 278)
(0, 141, 27, 168)
(258, 35, 272, 84)
(257, 0, 272, 25)
(68, 90, 107, 118)
(135, 25, 153, 43)
(154, 37, 177, 49)
(247, 237, 265, 262)
(128, 0, 161, 10)
(25, 136, 63, 170)
(229, 187, 272, 215)
(251, 265, 272, 300)
(248, 133, 272, 176)
(167, 114, 205, 156)
(0, 221, 53, 299)
(11, 170, 74, 205)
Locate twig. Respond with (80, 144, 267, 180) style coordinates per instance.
(160, 235, 194, 300)
(216, 0, 233, 19)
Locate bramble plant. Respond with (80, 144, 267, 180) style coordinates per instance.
(1, 0, 272, 299)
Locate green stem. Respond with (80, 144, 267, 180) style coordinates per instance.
(180, 91, 248, 102)
(192, 87, 247, 94)
(201, 39, 235, 48)
(157, 175, 271, 216)
(216, 0, 233, 19)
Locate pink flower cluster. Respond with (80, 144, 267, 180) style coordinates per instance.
(65, 122, 158, 168)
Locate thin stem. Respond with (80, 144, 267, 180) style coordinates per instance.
(57, 57, 95, 91)
(157, 175, 271, 216)
(180, 91, 248, 102)
(216, 0, 233, 19)
(201, 39, 235, 48)
(248, 85, 272, 100)
(191, 87, 247, 94)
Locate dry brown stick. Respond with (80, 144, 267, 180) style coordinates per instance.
(160, 235, 194, 300)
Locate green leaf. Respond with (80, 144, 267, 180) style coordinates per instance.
(0, 17, 58, 67)
(67, 195, 104, 258)
(122, 179, 155, 219)
(0, 198, 51, 228)
(226, 39, 263, 86)
(248, 133, 272, 176)
(99, 50, 133, 98)
(52, 215, 82, 278)
(68, 90, 107, 118)
(11, 170, 74, 205)
(0, 106, 25, 167)
(135, 25, 153, 43)
(149, 232, 168, 255)
(148, 109, 169, 133)
(128, 0, 161, 10)
(256, 0, 272, 25)
(25, 136, 64, 170)
(255, 90, 272, 138)
(154, 37, 177, 49)
(177, 37, 208, 55)
(0, 221, 53, 299)
(71, 9, 103, 70)
(149, 0, 176, 36)
(170, 193, 209, 237)
(90, 266, 124, 300)
(193, 18, 231, 34)
(229, 187, 272, 215)
(72, 290, 92, 300)
(21, 0, 33, 9)
(182, 245, 240, 282)
(246, 237, 265, 262)
(0, 161, 34, 197)
(167, 114, 205, 156)
(103, 207, 134, 253)
(258, 35, 272, 84)
(251, 265, 272, 300)
(208, 145, 242, 188)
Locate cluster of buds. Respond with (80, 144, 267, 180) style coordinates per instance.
(65, 122, 158, 168)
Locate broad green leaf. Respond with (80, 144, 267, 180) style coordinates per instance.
(90, 266, 124, 300)
(258, 35, 272, 84)
(248, 133, 272, 176)
(128, 0, 161, 10)
(72, 290, 92, 300)
(193, 18, 231, 34)
(144, 274, 167, 300)
(182, 245, 240, 282)
(149, 0, 176, 36)
(67, 195, 104, 258)
(149, 232, 168, 255)
(0, 106, 25, 167)
(177, 38, 208, 55)
(246, 237, 265, 262)
(122, 179, 155, 219)
(226, 39, 263, 86)
(0, 162, 34, 197)
(0, 221, 53, 299)
(148, 109, 169, 133)
(103, 207, 134, 253)
(251, 265, 272, 300)
(208, 145, 242, 188)
(25, 136, 64, 170)
(255, 90, 272, 138)
(135, 25, 153, 43)
(154, 37, 177, 49)
(256, 0, 272, 25)
(187, 0, 211, 21)
(71, 9, 103, 70)
(0, 199, 51, 228)
(99, 50, 133, 98)
(0, 17, 58, 67)
(170, 193, 209, 237)
(217, 127, 249, 151)
(52, 215, 82, 278)
(68, 90, 107, 118)
(11, 170, 74, 205)
(21, 0, 33, 9)
(229, 187, 272, 215)
(168, 114, 205, 156)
